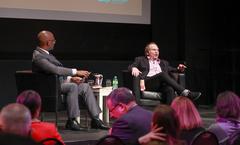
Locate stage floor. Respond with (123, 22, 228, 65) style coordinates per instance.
(42, 106, 216, 145)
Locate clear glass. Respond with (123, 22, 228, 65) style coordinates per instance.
(106, 79, 112, 87)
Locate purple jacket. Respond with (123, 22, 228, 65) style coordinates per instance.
(111, 105, 153, 145)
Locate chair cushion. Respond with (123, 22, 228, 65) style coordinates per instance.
(141, 91, 162, 100)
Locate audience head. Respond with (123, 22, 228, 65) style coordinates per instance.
(152, 104, 182, 145)
(144, 42, 159, 59)
(37, 30, 56, 51)
(216, 91, 240, 120)
(0, 103, 31, 136)
(16, 90, 42, 119)
(106, 87, 136, 118)
(171, 96, 203, 130)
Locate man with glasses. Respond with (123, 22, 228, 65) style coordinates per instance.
(128, 42, 201, 104)
(106, 87, 153, 145)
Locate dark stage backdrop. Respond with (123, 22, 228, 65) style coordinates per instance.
(0, 18, 151, 60)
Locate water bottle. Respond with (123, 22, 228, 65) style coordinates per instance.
(112, 76, 118, 90)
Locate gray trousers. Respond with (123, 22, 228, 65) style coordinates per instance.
(61, 82, 101, 119)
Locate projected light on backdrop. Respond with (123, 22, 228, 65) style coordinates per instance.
(0, 0, 150, 24)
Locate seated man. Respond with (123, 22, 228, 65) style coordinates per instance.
(106, 87, 153, 145)
(128, 42, 201, 104)
(32, 30, 108, 131)
(0, 103, 31, 137)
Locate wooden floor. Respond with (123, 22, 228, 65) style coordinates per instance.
(42, 106, 216, 145)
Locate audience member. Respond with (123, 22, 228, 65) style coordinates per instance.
(144, 104, 185, 145)
(171, 96, 205, 145)
(32, 30, 108, 130)
(16, 90, 65, 145)
(0, 103, 31, 136)
(106, 87, 153, 145)
(208, 91, 240, 145)
(128, 42, 201, 104)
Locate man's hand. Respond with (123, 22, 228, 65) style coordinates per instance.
(71, 76, 84, 84)
(177, 64, 187, 72)
(132, 67, 142, 77)
(76, 70, 91, 78)
(138, 125, 166, 145)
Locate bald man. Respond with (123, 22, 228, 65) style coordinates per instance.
(0, 103, 31, 136)
(32, 30, 108, 131)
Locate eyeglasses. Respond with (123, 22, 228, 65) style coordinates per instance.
(109, 104, 120, 113)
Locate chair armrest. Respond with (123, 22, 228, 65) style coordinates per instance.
(122, 70, 133, 90)
(141, 91, 162, 100)
(15, 70, 60, 96)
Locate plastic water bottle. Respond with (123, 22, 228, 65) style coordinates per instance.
(112, 76, 118, 90)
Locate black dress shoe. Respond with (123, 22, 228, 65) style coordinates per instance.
(65, 119, 87, 131)
(187, 92, 201, 101)
(91, 118, 109, 130)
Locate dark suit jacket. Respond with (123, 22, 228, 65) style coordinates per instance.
(128, 56, 177, 79)
(111, 105, 153, 145)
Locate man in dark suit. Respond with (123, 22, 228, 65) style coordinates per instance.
(106, 87, 153, 145)
(128, 42, 201, 104)
(32, 30, 108, 131)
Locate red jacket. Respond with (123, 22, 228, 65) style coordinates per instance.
(31, 122, 65, 145)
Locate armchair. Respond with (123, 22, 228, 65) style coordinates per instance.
(122, 70, 185, 106)
(15, 70, 65, 125)
(15, 70, 89, 126)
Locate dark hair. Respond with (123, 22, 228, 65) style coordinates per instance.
(16, 90, 41, 118)
(152, 105, 184, 145)
(153, 104, 180, 138)
(106, 87, 135, 106)
(216, 91, 240, 119)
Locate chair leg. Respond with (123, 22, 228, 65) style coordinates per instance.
(55, 111, 58, 127)
(86, 113, 90, 129)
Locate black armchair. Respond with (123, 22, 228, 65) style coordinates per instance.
(122, 70, 185, 106)
(190, 131, 219, 145)
(15, 70, 65, 125)
(15, 70, 89, 126)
